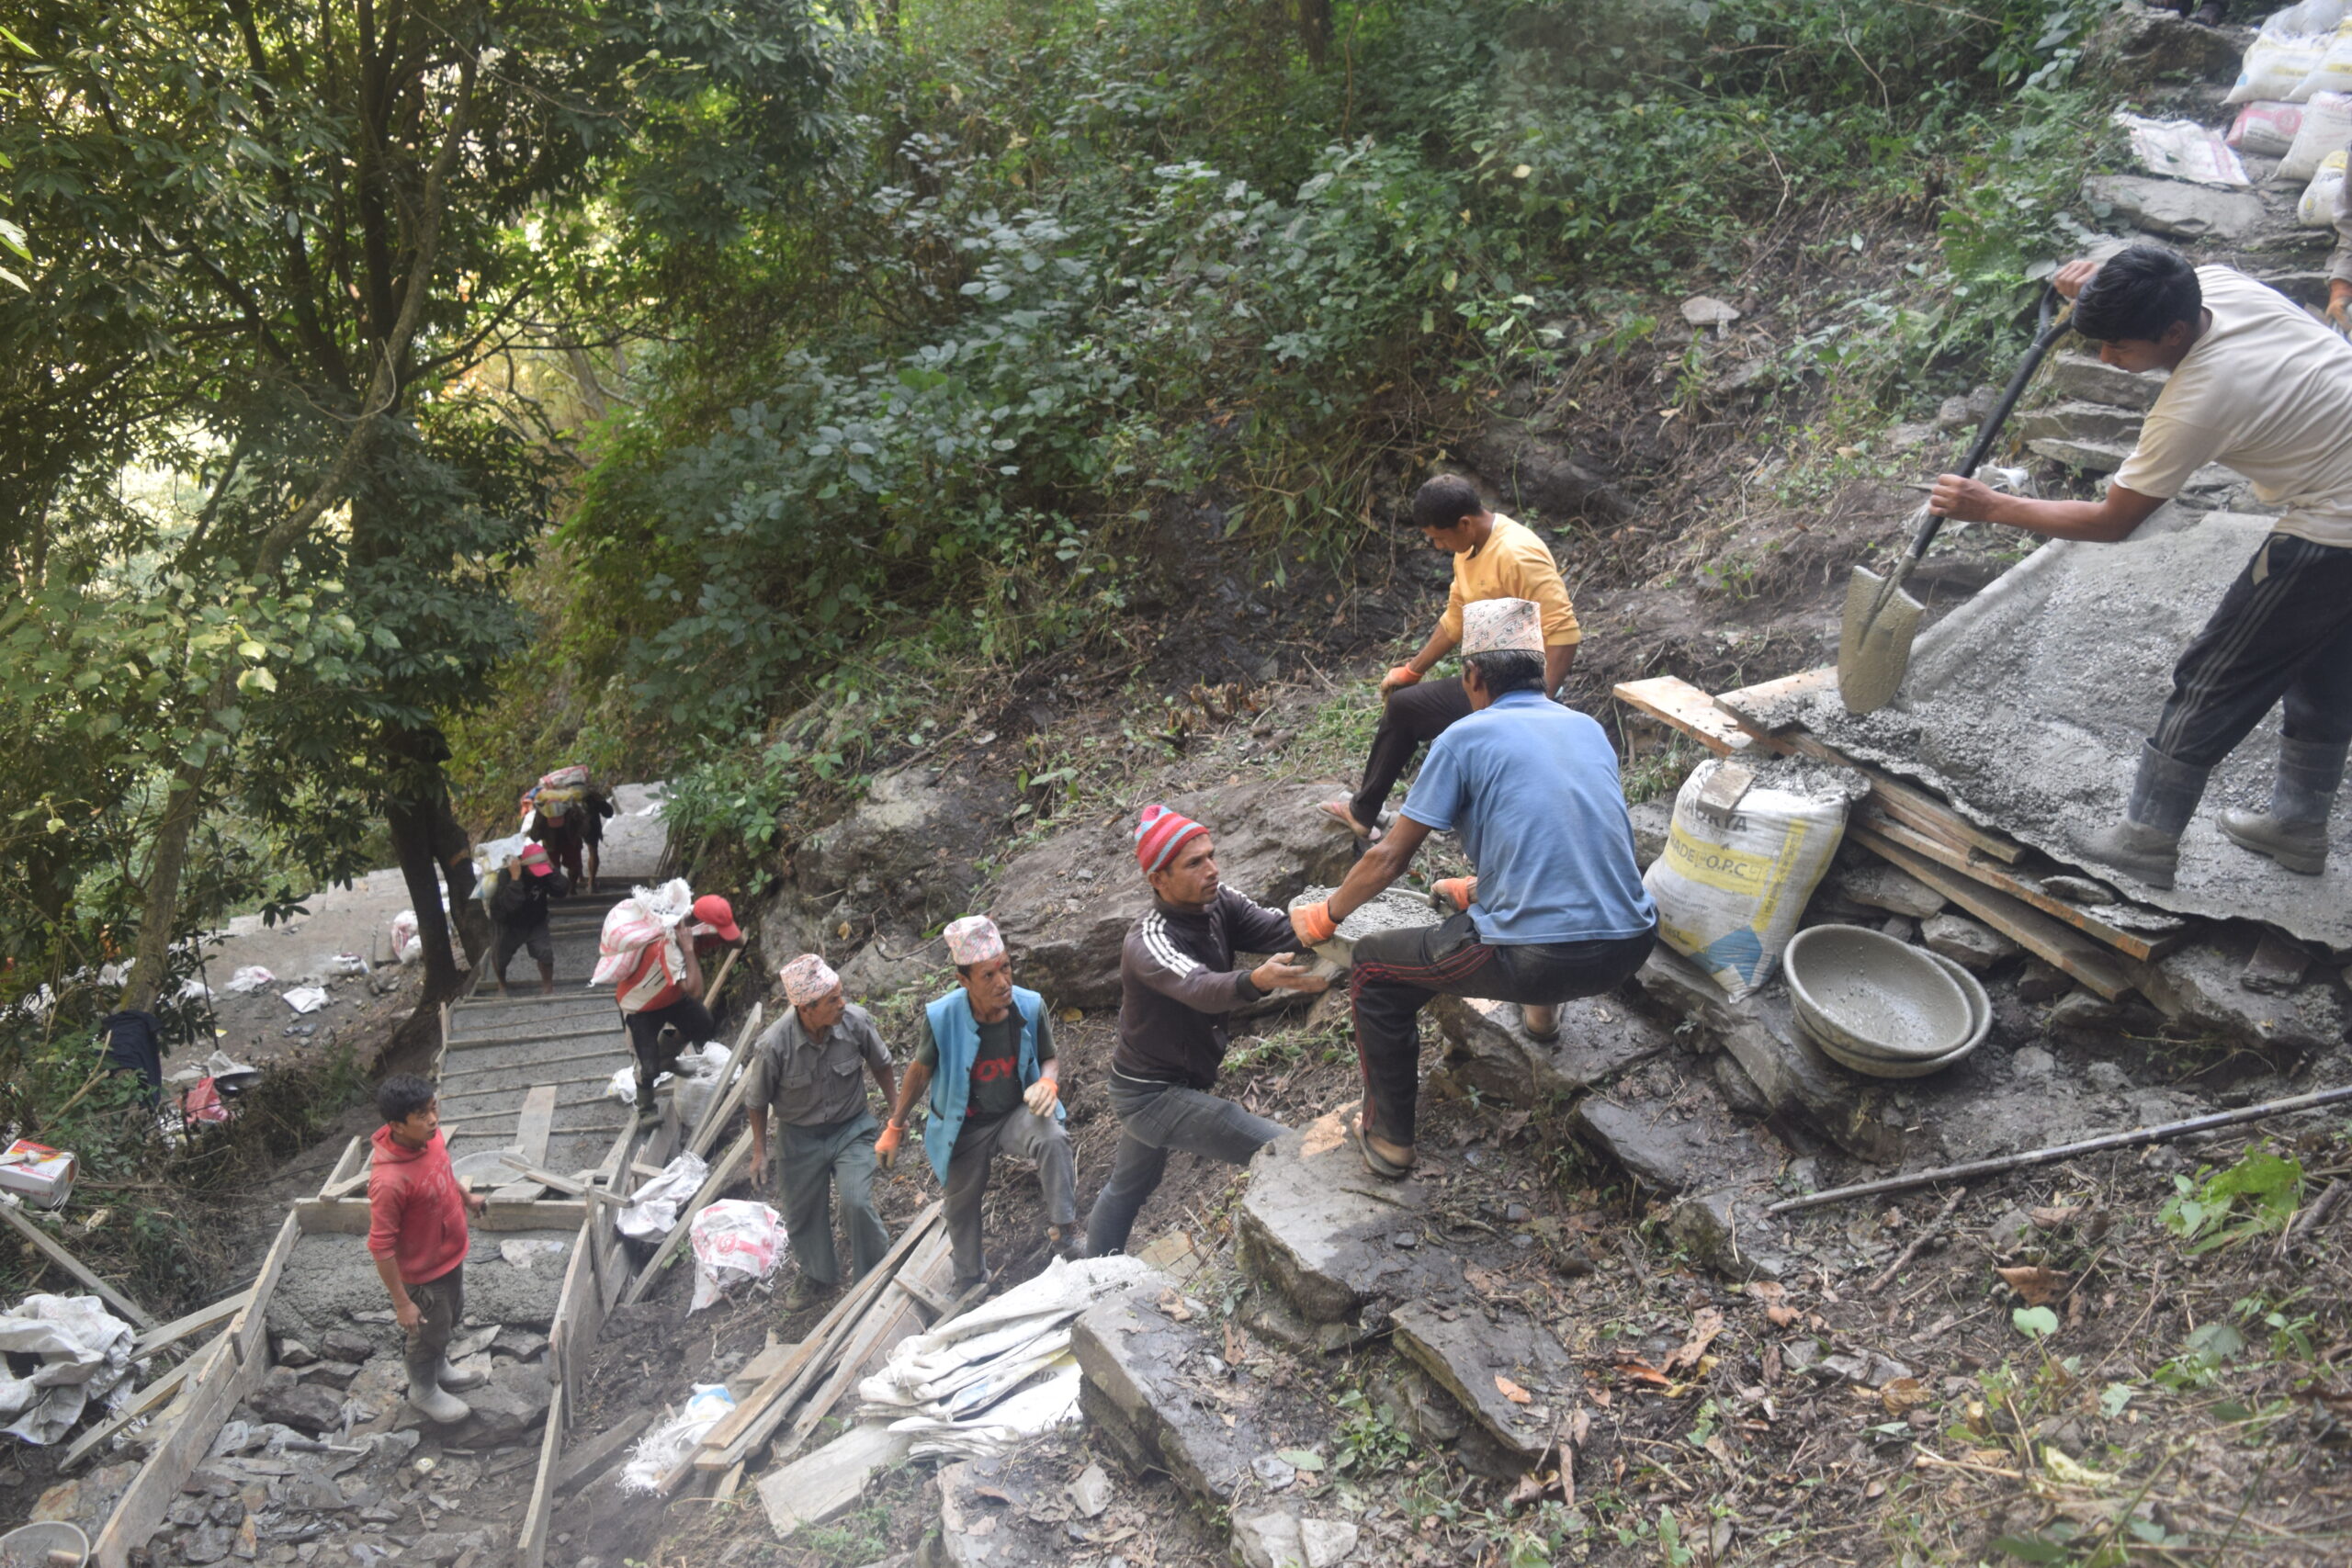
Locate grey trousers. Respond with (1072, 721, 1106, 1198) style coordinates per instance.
(941, 1109, 1075, 1286)
(1084, 1072, 1283, 1258)
(402, 1267, 462, 1387)
(774, 1111, 889, 1288)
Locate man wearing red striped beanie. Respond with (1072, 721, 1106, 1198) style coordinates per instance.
(1082, 806, 1330, 1258)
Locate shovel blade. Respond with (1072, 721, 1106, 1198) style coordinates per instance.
(1838, 567, 1924, 715)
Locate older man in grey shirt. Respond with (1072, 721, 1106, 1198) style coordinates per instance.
(746, 955, 898, 1313)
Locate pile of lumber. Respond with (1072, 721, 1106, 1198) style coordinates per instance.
(1616, 668, 2191, 1000)
(646, 1201, 959, 1499)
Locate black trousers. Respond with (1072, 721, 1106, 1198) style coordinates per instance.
(1350, 677, 1475, 828)
(624, 996, 717, 1101)
(1349, 912, 1655, 1148)
(2150, 533, 2352, 768)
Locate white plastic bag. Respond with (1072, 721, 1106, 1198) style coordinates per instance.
(281, 986, 329, 1014)
(223, 965, 275, 995)
(2112, 112, 2249, 186)
(619, 1384, 735, 1493)
(2280, 91, 2352, 179)
(1643, 758, 1850, 1001)
(0, 1293, 136, 1444)
(2229, 0, 2346, 103)
(2301, 149, 2349, 224)
(2291, 17, 2352, 99)
(686, 1200, 788, 1313)
(617, 1151, 708, 1240)
(592, 879, 694, 995)
(2228, 99, 2304, 154)
(390, 910, 424, 964)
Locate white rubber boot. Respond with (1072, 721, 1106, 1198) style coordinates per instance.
(435, 1356, 486, 1392)
(410, 1376, 470, 1424)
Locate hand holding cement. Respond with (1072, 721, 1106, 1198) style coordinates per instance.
(1251, 956, 1329, 994)
(1928, 473, 2000, 523)
(1290, 901, 1338, 948)
(1023, 1078, 1059, 1116)
(2052, 258, 2099, 301)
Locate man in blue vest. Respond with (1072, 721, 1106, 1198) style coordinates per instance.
(875, 915, 1076, 1292)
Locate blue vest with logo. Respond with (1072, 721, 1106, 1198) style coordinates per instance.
(921, 985, 1058, 1183)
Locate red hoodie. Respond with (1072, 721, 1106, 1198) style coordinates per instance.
(367, 1125, 469, 1286)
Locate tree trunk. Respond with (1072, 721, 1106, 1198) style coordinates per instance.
(1299, 0, 1332, 64)
(118, 767, 208, 1012)
(429, 790, 491, 964)
(385, 796, 464, 1002)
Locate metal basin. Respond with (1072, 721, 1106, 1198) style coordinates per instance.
(4, 1522, 91, 1568)
(1799, 948, 1991, 1078)
(1784, 924, 1973, 1063)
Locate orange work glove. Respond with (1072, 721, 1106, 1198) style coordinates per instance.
(874, 1121, 904, 1169)
(1378, 665, 1423, 696)
(1431, 876, 1476, 913)
(1291, 900, 1339, 947)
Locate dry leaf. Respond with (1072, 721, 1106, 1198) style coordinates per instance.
(1766, 1303, 1800, 1327)
(1865, 1479, 1886, 1499)
(1464, 1265, 1510, 1295)
(1747, 1281, 1787, 1303)
(1496, 1375, 1533, 1404)
(1615, 1359, 1670, 1388)
(1995, 1265, 2072, 1307)
(1224, 1320, 1246, 1365)
(1301, 1111, 1349, 1157)
(1570, 1408, 1592, 1445)
(1589, 1386, 1612, 1407)
(1879, 1377, 1930, 1414)
(1157, 1289, 1193, 1323)
(1663, 1308, 1725, 1373)
(1507, 1470, 1551, 1506)
(2030, 1205, 2083, 1227)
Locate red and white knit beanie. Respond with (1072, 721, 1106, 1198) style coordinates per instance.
(1134, 805, 1208, 874)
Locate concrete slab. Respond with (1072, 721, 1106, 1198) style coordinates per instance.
(1072, 1281, 1268, 1504)
(1782, 507, 2352, 950)
(1235, 1123, 1463, 1329)
(1389, 1303, 1573, 1463)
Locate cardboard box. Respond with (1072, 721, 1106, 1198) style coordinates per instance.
(0, 1139, 76, 1209)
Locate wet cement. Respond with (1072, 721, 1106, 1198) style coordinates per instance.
(266, 1229, 575, 1353)
(1782, 506, 2352, 948)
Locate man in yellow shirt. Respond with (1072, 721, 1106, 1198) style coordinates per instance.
(1323, 475, 1582, 840)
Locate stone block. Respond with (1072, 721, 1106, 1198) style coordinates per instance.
(1921, 913, 2018, 971)
(2143, 938, 2348, 1053)
(1291, 886, 1445, 969)
(2083, 175, 2267, 241)
(1236, 1122, 1462, 1329)
(930, 1454, 1080, 1568)
(2016, 401, 2143, 446)
(1071, 1280, 1264, 1505)
(2028, 436, 2130, 473)
(2045, 353, 2167, 412)
(249, 1370, 344, 1436)
(1628, 799, 1673, 869)
(1390, 1303, 1574, 1463)
(320, 1329, 379, 1363)
(1572, 1100, 1729, 1194)
(1232, 1507, 1361, 1568)
(1430, 992, 1668, 1105)
(2091, 5, 2245, 85)
(2017, 958, 2072, 1004)
(1835, 863, 1945, 919)
(1667, 1189, 1794, 1282)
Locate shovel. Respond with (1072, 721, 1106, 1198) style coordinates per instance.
(1838, 284, 2071, 714)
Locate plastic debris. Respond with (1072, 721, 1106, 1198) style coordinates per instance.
(687, 1200, 788, 1313)
(620, 1384, 735, 1493)
(280, 986, 330, 1015)
(0, 1293, 136, 1445)
(223, 966, 276, 995)
(617, 1152, 708, 1241)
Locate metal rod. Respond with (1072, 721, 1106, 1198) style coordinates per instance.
(1765, 1084, 2352, 1214)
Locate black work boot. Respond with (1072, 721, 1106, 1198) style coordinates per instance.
(2069, 742, 2211, 891)
(2220, 737, 2345, 875)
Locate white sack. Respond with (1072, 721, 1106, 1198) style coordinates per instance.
(1644, 757, 1850, 1001)
(0, 1292, 136, 1444)
(2291, 17, 2352, 99)
(2229, 0, 2346, 103)
(2280, 91, 2352, 179)
(686, 1200, 788, 1314)
(619, 1384, 734, 1493)
(2228, 99, 2306, 153)
(2301, 149, 2348, 224)
(2112, 112, 2249, 186)
(223, 966, 276, 995)
(617, 1151, 708, 1241)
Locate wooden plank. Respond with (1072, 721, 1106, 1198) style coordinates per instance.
(516, 1378, 564, 1568)
(131, 1290, 251, 1361)
(618, 1129, 752, 1307)
(0, 1201, 155, 1328)
(62, 1332, 224, 1471)
(496, 1156, 626, 1205)
(1712, 664, 1838, 728)
(756, 1424, 913, 1538)
(890, 1269, 951, 1318)
(686, 1004, 765, 1162)
(442, 1073, 620, 1100)
(688, 1205, 944, 1475)
(492, 1086, 561, 1203)
(550, 1211, 602, 1400)
(295, 1198, 589, 1235)
(444, 1029, 630, 1055)
(553, 1409, 653, 1495)
(439, 1098, 618, 1123)
(319, 1136, 369, 1200)
(1853, 827, 2144, 1000)
(1855, 811, 2181, 962)
(1612, 676, 1753, 757)
(752, 1231, 952, 1470)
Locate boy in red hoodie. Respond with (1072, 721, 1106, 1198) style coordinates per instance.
(368, 1075, 489, 1423)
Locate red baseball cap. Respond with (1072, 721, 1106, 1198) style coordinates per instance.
(517, 843, 556, 878)
(692, 895, 741, 942)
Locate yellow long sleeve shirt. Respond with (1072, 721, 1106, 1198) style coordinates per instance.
(1437, 513, 1581, 647)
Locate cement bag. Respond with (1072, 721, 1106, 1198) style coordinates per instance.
(2228, 100, 2304, 154)
(2113, 112, 2249, 186)
(591, 878, 692, 989)
(2301, 149, 2348, 223)
(1644, 758, 1848, 1001)
(2292, 18, 2352, 99)
(2228, 0, 2344, 103)
(2279, 91, 2352, 179)
(686, 1199, 788, 1313)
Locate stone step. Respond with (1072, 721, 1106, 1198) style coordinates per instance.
(1389, 1303, 1575, 1467)
(2027, 435, 2128, 473)
(2083, 174, 2269, 243)
(2046, 353, 2165, 412)
(1071, 1275, 1268, 1506)
(2016, 401, 2143, 446)
(1235, 1122, 1462, 1337)
(1428, 992, 1668, 1105)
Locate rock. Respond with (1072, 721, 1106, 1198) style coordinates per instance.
(2143, 938, 2348, 1053)
(1430, 992, 1668, 1105)
(283, 1471, 349, 1513)
(300, 1361, 362, 1390)
(249, 1371, 345, 1436)
(1781, 1337, 1823, 1373)
(1921, 913, 2018, 972)
(1236, 1122, 1460, 1329)
(1463, 421, 1634, 525)
(2082, 175, 2267, 242)
(2016, 401, 2143, 446)
(185, 1523, 237, 1565)
(277, 1338, 318, 1368)
(783, 765, 1017, 975)
(1679, 295, 1741, 329)
(321, 1330, 378, 1363)
(2028, 435, 2130, 473)
(496, 1326, 550, 1360)
(1634, 947, 1904, 1161)
(2045, 352, 2168, 411)
(2084, 1061, 2132, 1095)
(2091, 4, 2245, 85)
(2011, 1045, 2055, 1079)
(990, 781, 1355, 1008)
(1368, 1359, 1464, 1446)
(1711, 1052, 1771, 1116)
(1628, 799, 1672, 869)
(1390, 1303, 1572, 1463)
(1072, 1279, 1265, 1503)
(1231, 1507, 1360, 1568)
(2251, 270, 2335, 311)
(397, 1530, 486, 1566)
(933, 1455, 1065, 1568)
(2017, 958, 2072, 1004)
(1572, 1099, 1729, 1194)
(1250, 1452, 1296, 1489)
(1667, 1189, 1793, 1283)
(1065, 1461, 1111, 1519)
(441, 1368, 552, 1449)
(1884, 422, 1939, 454)
(1836, 863, 1945, 919)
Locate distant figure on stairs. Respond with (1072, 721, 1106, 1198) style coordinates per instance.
(487, 842, 568, 996)
(1319, 473, 1582, 844)
(1083, 805, 1329, 1258)
(1292, 598, 1658, 1181)
(615, 893, 742, 1125)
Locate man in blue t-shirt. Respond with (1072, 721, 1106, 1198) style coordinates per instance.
(1291, 598, 1658, 1179)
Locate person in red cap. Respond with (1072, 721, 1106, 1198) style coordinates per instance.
(1083, 806, 1329, 1258)
(487, 843, 569, 996)
(616, 892, 743, 1118)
